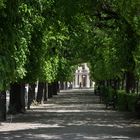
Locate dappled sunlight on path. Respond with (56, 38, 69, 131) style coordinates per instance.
(0, 89, 140, 139)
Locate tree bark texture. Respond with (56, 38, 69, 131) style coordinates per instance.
(9, 83, 25, 114)
(44, 82, 48, 102)
(59, 82, 64, 90)
(0, 91, 6, 121)
(125, 71, 135, 93)
(36, 82, 44, 103)
(27, 83, 36, 109)
(52, 82, 58, 95)
(48, 83, 53, 98)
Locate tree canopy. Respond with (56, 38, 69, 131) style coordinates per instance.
(0, 0, 140, 92)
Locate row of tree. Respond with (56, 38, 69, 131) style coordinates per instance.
(0, 0, 140, 120)
(89, 1, 140, 93)
(0, 0, 76, 121)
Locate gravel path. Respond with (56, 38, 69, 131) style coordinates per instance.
(0, 89, 140, 140)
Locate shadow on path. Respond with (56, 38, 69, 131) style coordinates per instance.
(0, 89, 140, 140)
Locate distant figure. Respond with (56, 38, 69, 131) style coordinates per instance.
(79, 82, 82, 89)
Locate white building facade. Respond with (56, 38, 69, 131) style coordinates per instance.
(73, 63, 93, 88)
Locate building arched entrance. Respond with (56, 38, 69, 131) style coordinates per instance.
(73, 63, 93, 88)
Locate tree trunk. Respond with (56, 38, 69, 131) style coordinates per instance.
(9, 83, 25, 114)
(52, 82, 58, 95)
(107, 80, 110, 87)
(121, 73, 126, 90)
(65, 82, 68, 90)
(136, 79, 139, 94)
(0, 91, 6, 121)
(27, 83, 36, 109)
(60, 82, 64, 90)
(36, 82, 44, 104)
(125, 71, 135, 93)
(57, 82, 60, 93)
(44, 82, 48, 102)
(20, 84, 26, 113)
(48, 83, 53, 98)
(117, 78, 120, 90)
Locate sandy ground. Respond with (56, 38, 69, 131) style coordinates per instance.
(0, 89, 140, 140)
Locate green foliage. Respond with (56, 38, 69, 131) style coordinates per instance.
(105, 87, 115, 103)
(22, 0, 46, 82)
(90, 29, 122, 81)
(117, 90, 128, 111)
(39, 56, 59, 83)
(117, 90, 139, 112)
(99, 85, 117, 105)
(127, 93, 138, 112)
(0, 0, 140, 93)
(0, 0, 5, 9)
(57, 58, 76, 82)
(99, 85, 109, 103)
(0, 0, 31, 90)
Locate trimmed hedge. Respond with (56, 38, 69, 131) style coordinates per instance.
(117, 90, 128, 111)
(114, 90, 139, 112)
(100, 86, 117, 106)
(100, 87, 140, 112)
(99, 85, 110, 103)
(127, 93, 139, 112)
